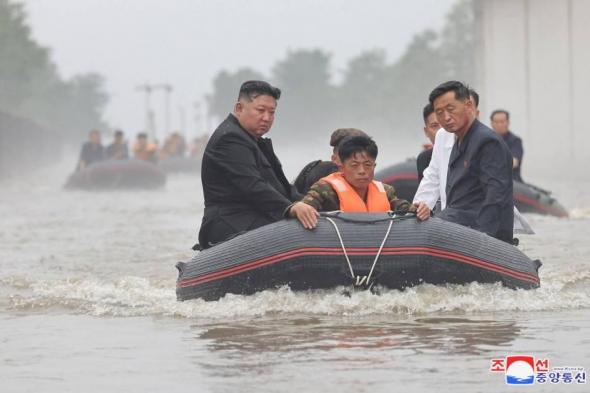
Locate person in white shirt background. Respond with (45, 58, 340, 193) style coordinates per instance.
(413, 89, 532, 235)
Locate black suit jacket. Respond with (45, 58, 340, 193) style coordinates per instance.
(198, 114, 299, 248)
(439, 119, 514, 242)
(416, 148, 433, 181)
(502, 131, 524, 182)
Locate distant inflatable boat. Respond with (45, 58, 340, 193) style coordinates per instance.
(176, 213, 541, 301)
(158, 156, 201, 174)
(65, 159, 166, 190)
(375, 159, 420, 202)
(375, 159, 568, 218)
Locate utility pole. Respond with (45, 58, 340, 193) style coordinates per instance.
(202, 98, 211, 134)
(153, 84, 173, 137)
(135, 83, 155, 139)
(193, 101, 202, 136)
(178, 105, 187, 140)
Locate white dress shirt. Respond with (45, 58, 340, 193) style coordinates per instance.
(413, 128, 455, 210)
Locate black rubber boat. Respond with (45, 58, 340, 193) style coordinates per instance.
(158, 156, 201, 174)
(375, 159, 568, 218)
(176, 213, 541, 301)
(65, 159, 167, 190)
(512, 182, 568, 218)
(375, 159, 419, 202)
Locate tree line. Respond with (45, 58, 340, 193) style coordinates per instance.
(0, 0, 474, 147)
(0, 0, 108, 142)
(206, 0, 475, 144)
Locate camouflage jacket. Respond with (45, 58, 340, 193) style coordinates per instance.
(298, 179, 414, 213)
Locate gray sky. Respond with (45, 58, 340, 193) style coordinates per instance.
(23, 0, 454, 139)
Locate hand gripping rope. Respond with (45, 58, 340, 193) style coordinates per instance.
(325, 215, 395, 289)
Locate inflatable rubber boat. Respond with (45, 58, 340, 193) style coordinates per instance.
(512, 182, 568, 217)
(65, 159, 166, 190)
(158, 156, 201, 174)
(375, 159, 420, 202)
(375, 159, 568, 218)
(176, 213, 541, 301)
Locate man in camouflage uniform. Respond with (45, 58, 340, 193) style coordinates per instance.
(288, 135, 430, 229)
(300, 178, 412, 213)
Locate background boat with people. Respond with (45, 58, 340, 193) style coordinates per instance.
(64, 159, 167, 190)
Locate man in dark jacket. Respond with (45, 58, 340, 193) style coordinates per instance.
(429, 81, 514, 243)
(197, 80, 305, 249)
(417, 90, 479, 181)
(491, 109, 524, 182)
(76, 129, 104, 170)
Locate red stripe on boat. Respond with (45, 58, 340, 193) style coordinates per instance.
(178, 246, 539, 288)
(379, 172, 418, 184)
(513, 193, 568, 217)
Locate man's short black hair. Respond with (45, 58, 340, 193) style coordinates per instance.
(338, 135, 378, 163)
(114, 130, 124, 137)
(490, 109, 510, 121)
(469, 89, 479, 108)
(137, 132, 147, 139)
(238, 80, 281, 101)
(422, 103, 434, 123)
(429, 80, 471, 105)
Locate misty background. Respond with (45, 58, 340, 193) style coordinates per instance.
(0, 0, 468, 176)
(1, 0, 588, 180)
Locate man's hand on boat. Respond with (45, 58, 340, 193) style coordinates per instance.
(289, 202, 321, 229)
(413, 202, 431, 221)
(289, 201, 431, 230)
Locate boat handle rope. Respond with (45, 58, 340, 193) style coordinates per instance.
(325, 216, 395, 288)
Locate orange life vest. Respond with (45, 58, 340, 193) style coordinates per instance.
(133, 142, 157, 161)
(322, 172, 390, 212)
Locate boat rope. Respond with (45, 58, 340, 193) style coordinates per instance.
(325, 217, 355, 278)
(366, 217, 394, 285)
(325, 216, 395, 288)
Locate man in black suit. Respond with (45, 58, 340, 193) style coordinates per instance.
(429, 81, 514, 243)
(197, 80, 309, 249)
(490, 109, 524, 182)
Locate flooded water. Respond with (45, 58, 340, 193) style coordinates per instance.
(1, 155, 589, 393)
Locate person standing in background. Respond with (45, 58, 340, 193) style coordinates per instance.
(491, 109, 524, 182)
